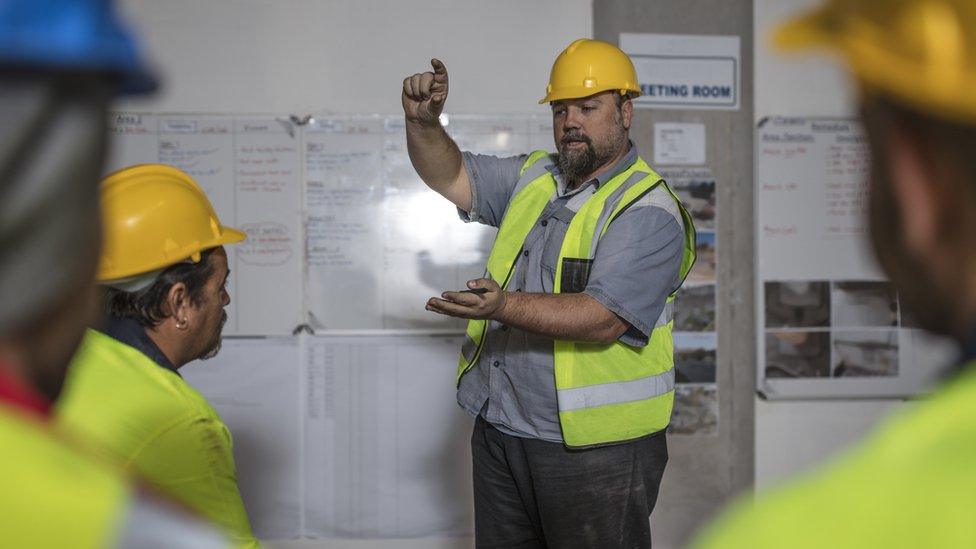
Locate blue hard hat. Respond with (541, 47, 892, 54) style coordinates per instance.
(0, 0, 156, 94)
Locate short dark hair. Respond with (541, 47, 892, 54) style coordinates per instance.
(870, 96, 976, 184)
(864, 95, 976, 231)
(103, 248, 217, 327)
(615, 92, 634, 110)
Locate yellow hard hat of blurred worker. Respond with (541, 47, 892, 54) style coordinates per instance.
(98, 164, 246, 283)
(775, 0, 976, 121)
(539, 38, 642, 104)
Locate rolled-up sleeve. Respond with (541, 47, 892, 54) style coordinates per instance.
(459, 151, 527, 227)
(584, 206, 684, 347)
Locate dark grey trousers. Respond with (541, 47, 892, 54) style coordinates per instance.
(471, 416, 668, 549)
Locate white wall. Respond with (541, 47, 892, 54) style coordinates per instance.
(753, 0, 906, 489)
(754, 0, 855, 118)
(754, 398, 904, 489)
(117, 0, 591, 116)
(114, 1, 591, 547)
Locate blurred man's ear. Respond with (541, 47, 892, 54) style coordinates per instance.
(886, 120, 940, 257)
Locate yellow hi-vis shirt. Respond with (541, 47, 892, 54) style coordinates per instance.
(58, 328, 260, 549)
(0, 401, 128, 548)
(692, 362, 976, 548)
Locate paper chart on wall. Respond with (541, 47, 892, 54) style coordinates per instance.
(756, 116, 955, 399)
(184, 334, 474, 540)
(303, 334, 474, 538)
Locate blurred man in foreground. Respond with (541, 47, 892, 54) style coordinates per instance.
(0, 0, 226, 546)
(695, 0, 976, 546)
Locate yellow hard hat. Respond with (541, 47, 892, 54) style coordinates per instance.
(540, 38, 642, 104)
(775, 0, 976, 121)
(97, 164, 246, 282)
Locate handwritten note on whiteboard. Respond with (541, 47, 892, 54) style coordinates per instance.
(107, 115, 305, 336)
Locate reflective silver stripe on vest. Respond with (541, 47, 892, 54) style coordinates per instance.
(556, 368, 675, 412)
(655, 300, 674, 328)
(589, 171, 651, 258)
(635, 182, 684, 232)
(512, 155, 553, 196)
(565, 187, 594, 213)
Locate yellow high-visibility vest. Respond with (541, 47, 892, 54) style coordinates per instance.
(58, 328, 260, 548)
(0, 402, 128, 548)
(693, 363, 976, 548)
(458, 151, 697, 448)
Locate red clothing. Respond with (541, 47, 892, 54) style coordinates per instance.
(0, 363, 51, 417)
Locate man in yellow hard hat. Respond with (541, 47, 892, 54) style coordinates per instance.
(56, 164, 261, 548)
(402, 39, 696, 547)
(693, 1, 976, 547)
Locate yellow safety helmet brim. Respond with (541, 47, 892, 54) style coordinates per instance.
(539, 87, 638, 105)
(97, 164, 247, 282)
(774, 0, 976, 122)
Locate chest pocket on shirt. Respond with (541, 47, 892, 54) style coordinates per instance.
(559, 257, 594, 293)
(539, 206, 576, 274)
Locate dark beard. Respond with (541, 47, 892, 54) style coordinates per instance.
(556, 123, 628, 189)
(557, 133, 599, 188)
(199, 309, 227, 361)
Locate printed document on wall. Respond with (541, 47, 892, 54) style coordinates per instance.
(756, 116, 954, 398)
(654, 123, 706, 165)
(304, 334, 474, 538)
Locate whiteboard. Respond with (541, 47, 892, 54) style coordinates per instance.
(107, 113, 553, 334)
(756, 116, 955, 399)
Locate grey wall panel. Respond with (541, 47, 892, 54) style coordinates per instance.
(593, 1, 755, 545)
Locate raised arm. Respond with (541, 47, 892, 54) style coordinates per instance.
(402, 58, 472, 212)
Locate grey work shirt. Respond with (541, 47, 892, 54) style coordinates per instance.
(456, 142, 686, 443)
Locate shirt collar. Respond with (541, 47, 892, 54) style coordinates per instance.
(549, 140, 638, 197)
(100, 315, 180, 376)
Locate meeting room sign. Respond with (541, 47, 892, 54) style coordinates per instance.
(620, 33, 741, 110)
